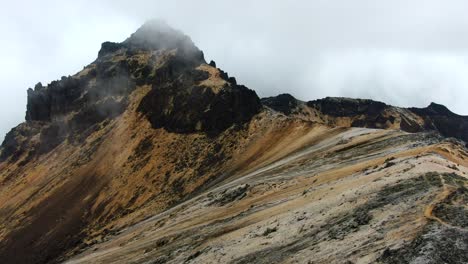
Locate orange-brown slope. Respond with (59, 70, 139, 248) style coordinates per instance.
(0, 21, 264, 263)
(0, 83, 333, 263)
(0, 23, 330, 261)
(64, 126, 468, 264)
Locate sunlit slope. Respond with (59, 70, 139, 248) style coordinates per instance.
(65, 126, 468, 264)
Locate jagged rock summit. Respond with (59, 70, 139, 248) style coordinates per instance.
(11, 20, 262, 161)
(99, 20, 204, 60)
(0, 21, 467, 264)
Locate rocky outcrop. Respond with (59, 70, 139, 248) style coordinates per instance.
(137, 57, 261, 134)
(410, 102, 468, 143)
(124, 21, 263, 134)
(4, 20, 262, 163)
(307, 97, 398, 129)
(261, 93, 299, 115)
(260, 96, 468, 144)
(302, 97, 466, 143)
(307, 97, 388, 117)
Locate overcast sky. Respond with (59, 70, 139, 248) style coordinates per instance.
(1, 0, 468, 141)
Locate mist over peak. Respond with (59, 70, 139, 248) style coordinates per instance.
(98, 19, 204, 63)
(127, 20, 197, 50)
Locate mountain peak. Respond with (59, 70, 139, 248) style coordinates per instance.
(124, 20, 194, 50)
(16, 21, 261, 165)
(98, 19, 204, 62)
(426, 102, 455, 116)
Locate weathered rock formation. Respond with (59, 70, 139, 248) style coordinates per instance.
(262, 94, 468, 145)
(261, 93, 299, 115)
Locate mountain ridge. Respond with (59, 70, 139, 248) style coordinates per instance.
(0, 21, 467, 264)
(262, 94, 468, 145)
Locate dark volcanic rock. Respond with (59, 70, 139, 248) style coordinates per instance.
(98, 41, 124, 58)
(26, 86, 50, 121)
(410, 102, 468, 143)
(0, 124, 37, 162)
(307, 97, 393, 128)
(21, 61, 129, 155)
(0, 122, 65, 163)
(307, 97, 388, 117)
(137, 67, 261, 135)
(261, 94, 298, 115)
(306, 97, 468, 143)
(25, 75, 93, 122)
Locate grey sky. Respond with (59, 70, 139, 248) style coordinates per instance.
(1, 0, 468, 141)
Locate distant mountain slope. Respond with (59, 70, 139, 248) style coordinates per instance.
(263, 94, 468, 144)
(0, 21, 467, 264)
(65, 126, 468, 264)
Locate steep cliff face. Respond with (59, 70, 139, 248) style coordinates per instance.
(136, 56, 261, 134)
(0, 21, 467, 264)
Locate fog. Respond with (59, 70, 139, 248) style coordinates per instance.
(1, 0, 468, 141)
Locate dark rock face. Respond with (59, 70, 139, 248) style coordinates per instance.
(0, 122, 65, 163)
(26, 86, 50, 121)
(0, 124, 36, 162)
(26, 76, 91, 122)
(138, 83, 260, 134)
(304, 97, 468, 143)
(307, 97, 394, 128)
(307, 97, 388, 117)
(98, 41, 123, 57)
(22, 60, 129, 156)
(261, 94, 298, 115)
(126, 22, 262, 134)
(410, 103, 468, 143)
(137, 56, 262, 134)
